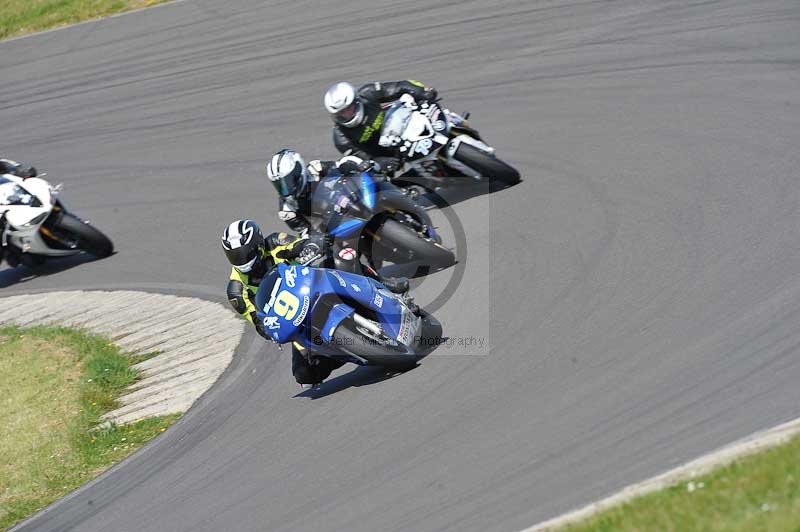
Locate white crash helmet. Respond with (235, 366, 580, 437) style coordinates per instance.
(266, 149, 310, 197)
(323, 81, 364, 128)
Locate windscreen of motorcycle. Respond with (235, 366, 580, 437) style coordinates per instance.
(379, 104, 413, 146)
(0, 176, 41, 207)
(254, 264, 312, 343)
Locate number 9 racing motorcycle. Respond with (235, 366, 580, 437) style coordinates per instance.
(0, 172, 113, 268)
(256, 262, 443, 371)
(377, 97, 521, 191)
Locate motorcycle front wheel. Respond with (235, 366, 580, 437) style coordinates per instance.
(332, 319, 419, 371)
(370, 219, 455, 273)
(52, 212, 114, 258)
(453, 142, 520, 186)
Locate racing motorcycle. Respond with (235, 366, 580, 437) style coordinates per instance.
(378, 97, 520, 191)
(311, 169, 455, 274)
(256, 262, 442, 371)
(0, 172, 113, 267)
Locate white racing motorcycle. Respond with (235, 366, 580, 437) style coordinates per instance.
(0, 172, 113, 268)
(378, 96, 521, 192)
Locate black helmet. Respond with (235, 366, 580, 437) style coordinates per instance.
(221, 219, 268, 273)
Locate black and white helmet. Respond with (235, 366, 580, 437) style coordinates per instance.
(323, 81, 364, 128)
(266, 149, 310, 198)
(221, 219, 266, 273)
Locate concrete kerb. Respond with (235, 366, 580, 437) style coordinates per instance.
(0, 290, 245, 426)
(523, 417, 800, 531)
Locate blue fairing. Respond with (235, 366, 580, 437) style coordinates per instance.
(255, 263, 407, 349)
(320, 303, 355, 343)
(360, 171, 376, 209)
(254, 264, 315, 344)
(318, 268, 406, 341)
(329, 218, 365, 237)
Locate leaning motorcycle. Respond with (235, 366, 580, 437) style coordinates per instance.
(0, 172, 113, 267)
(378, 98, 520, 190)
(311, 170, 456, 273)
(256, 262, 442, 370)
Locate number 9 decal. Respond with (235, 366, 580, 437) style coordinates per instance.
(273, 290, 300, 321)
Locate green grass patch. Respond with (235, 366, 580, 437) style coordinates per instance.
(0, 325, 180, 531)
(563, 435, 800, 532)
(0, 0, 173, 41)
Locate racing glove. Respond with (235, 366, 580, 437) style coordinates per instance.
(357, 160, 380, 173)
(333, 195, 352, 215)
(253, 313, 270, 339)
(376, 156, 403, 175)
(422, 87, 438, 101)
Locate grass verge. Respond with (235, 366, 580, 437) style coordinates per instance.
(0, 324, 180, 531)
(563, 435, 800, 532)
(0, 0, 173, 41)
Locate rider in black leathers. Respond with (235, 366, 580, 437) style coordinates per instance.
(323, 80, 438, 172)
(0, 158, 37, 179)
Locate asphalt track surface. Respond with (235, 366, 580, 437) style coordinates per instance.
(2, 1, 800, 531)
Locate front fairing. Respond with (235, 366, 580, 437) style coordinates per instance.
(380, 102, 449, 162)
(312, 172, 380, 238)
(254, 263, 409, 346)
(0, 175, 53, 228)
(255, 263, 316, 344)
(318, 268, 408, 341)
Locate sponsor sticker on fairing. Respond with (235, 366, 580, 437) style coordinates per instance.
(329, 270, 347, 287)
(292, 296, 310, 326)
(285, 265, 298, 288)
(396, 310, 420, 346)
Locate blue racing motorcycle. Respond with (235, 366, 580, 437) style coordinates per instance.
(311, 170, 456, 274)
(255, 263, 443, 370)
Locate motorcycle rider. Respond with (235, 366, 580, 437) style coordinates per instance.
(265, 148, 410, 294)
(221, 218, 345, 389)
(323, 80, 438, 172)
(0, 158, 37, 179)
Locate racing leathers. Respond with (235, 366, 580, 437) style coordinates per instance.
(332, 80, 437, 171)
(0, 158, 37, 179)
(226, 231, 344, 386)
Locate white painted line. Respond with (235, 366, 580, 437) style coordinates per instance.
(522, 417, 800, 531)
(0, 290, 246, 425)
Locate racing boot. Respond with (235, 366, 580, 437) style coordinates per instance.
(3, 244, 20, 268)
(379, 276, 409, 295)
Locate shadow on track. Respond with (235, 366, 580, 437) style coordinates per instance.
(415, 178, 524, 211)
(0, 253, 113, 289)
(294, 363, 422, 400)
